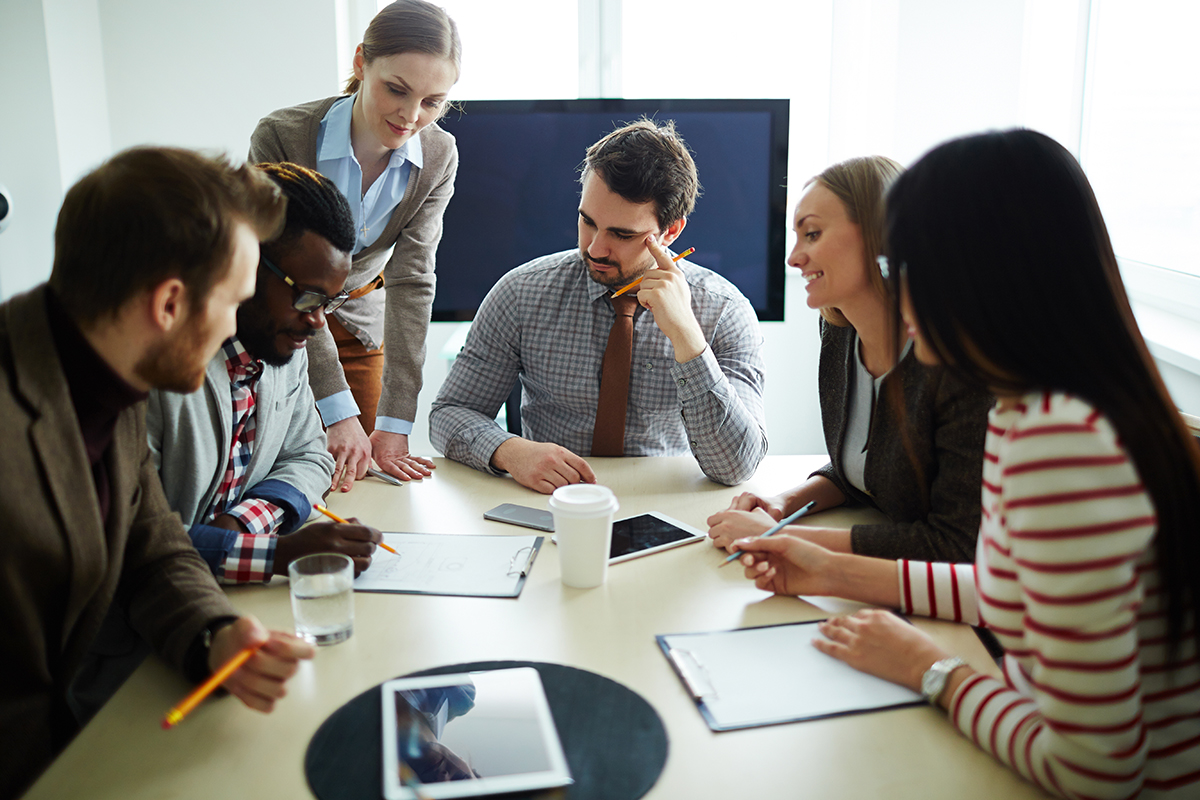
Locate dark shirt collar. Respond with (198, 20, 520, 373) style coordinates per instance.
(44, 288, 148, 462)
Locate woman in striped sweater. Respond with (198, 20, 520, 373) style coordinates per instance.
(735, 130, 1200, 798)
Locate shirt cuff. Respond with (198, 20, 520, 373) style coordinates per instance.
(374, 416, 415, 436)
(223, 499, 286, 536)
(217, 533, 278, 584)
(669, 345, 722, 401)
(316, 389, 360, 427)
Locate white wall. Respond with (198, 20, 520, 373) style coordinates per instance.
(0, 0, 66, 299)
(98, 0, 342, 156)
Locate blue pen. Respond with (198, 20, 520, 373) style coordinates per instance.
(718, 500, 817, 567)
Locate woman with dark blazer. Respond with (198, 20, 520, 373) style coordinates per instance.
(708, 156, 992, 562)
(249, 0, 460, 492)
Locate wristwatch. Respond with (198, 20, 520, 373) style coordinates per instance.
(921, 656, 967, 706)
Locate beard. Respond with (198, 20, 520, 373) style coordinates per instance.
(580, 247, 652, 289)
(236, 300, 314, 367)
(134, 315, 214, 393)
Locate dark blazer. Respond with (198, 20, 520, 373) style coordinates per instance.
(813, 320, 992, 562)
(0, 287, 237, 799)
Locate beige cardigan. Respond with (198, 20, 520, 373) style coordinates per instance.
(249, 96, 459, 424)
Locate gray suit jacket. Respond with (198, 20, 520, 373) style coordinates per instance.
(0, 287, 236, 798)
(813, 320, 992, 562)
(249, 96, 459, 423)
(147, 346, 334, 528)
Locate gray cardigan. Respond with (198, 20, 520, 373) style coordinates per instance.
(813, 320, 993, 562)
(249, 96, 459, 423)
(147, 348, 334, 526)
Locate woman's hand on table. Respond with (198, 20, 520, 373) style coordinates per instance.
(706, 507, 776, 551)
(726, 491, 787, 518)
(326, 416, 373, 492)
(816, 610, 954, 696)
(370, 430, 436, 481)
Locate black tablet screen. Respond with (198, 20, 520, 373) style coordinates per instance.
(609, 515, 696, 559)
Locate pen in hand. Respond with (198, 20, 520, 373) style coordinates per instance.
(718, 501, 817, 567)
(313, 503, 398, 555)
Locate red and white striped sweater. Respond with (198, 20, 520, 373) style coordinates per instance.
(898, 391, 1200, 798)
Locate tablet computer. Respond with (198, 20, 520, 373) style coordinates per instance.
(381, 668, 572, 800)
(552, 512, 707, 563)
(609, 512, 707, 563)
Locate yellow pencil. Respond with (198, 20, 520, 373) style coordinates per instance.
(611, 247, 694, 298)
(162, 644, 259, 729)
(313, 503, 398, 555)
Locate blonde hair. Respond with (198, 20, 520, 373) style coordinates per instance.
(808, 155, 904, 327)
(344, 0, 461, 95)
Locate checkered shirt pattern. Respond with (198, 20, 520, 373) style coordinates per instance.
(206, 337, 285, 583)
(430, 250, 767, 485)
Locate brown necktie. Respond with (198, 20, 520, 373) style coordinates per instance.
(591, 294, 639, 456)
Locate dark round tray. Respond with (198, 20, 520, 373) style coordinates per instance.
(306, 660, 668, 800)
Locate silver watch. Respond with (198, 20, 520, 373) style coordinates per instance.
(920, 656, 967, 705)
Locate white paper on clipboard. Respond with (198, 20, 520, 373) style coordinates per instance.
(657, 620, 923, 731)
(354, 532, 543, 598)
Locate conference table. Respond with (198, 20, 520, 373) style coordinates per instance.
(25, 456, 1048, 800)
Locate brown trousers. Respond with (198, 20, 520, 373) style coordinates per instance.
(328, 316, 384, 435)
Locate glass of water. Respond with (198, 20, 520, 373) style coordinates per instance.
(288, 553, 354, 645)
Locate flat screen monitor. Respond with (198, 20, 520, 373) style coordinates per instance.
(432, 98, 789, 321)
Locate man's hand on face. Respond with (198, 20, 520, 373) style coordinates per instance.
(634, 236, 707, 363)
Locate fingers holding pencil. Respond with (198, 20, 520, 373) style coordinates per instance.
(612, 245, 693, 297)
(163, 616, 314, 727)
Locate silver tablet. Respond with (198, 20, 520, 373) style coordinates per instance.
(552, 511, 708, 563)
(381, 668, 573, 800)
(608, 512, 707, 563)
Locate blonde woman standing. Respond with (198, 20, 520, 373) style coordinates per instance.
(250, 0, 460, 491)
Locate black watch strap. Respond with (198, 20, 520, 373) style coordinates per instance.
(183, 616, 239, 683)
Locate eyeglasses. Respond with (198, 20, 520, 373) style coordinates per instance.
(260, 255, 350, 314)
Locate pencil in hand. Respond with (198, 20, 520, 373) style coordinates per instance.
(162, 644, 260, 729)
(612, 247, 695, 297)
(313, 503, 398, 555)
(718, 501, 817, 567)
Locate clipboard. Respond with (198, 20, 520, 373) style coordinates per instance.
(657, 620, 923, 731)
(354, 532, 544, 598)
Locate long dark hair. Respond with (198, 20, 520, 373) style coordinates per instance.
(886, 129, 1200, 656)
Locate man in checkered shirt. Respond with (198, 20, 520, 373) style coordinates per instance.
(148, 163, 382, 585)
(430, 120, 767, 494)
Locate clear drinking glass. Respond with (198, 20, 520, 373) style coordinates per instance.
(288, 553, 354, 645)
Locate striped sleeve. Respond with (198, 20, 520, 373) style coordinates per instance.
(950, 400, 1156, 799)
(897, 559, 981, 625)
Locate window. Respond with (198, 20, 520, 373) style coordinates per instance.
(1081, 0, 1200, 281)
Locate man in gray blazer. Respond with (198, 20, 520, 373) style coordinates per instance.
(149, 163, 382, 584)
(0, 148, 315, 799)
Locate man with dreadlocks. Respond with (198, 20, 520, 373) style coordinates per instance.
(148, 162, 384, 585)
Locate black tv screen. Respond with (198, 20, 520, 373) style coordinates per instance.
(432, 98, 789, 321)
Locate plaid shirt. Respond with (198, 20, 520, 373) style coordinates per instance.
(430, 250, 767, 485)
(205, 337, 285, 583)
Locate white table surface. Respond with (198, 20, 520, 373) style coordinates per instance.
(25, 455, 1048, 800)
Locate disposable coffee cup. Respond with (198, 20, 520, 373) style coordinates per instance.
(549, 484, 619, 589)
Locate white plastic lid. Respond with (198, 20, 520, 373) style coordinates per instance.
(548, 484, 619, 518)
